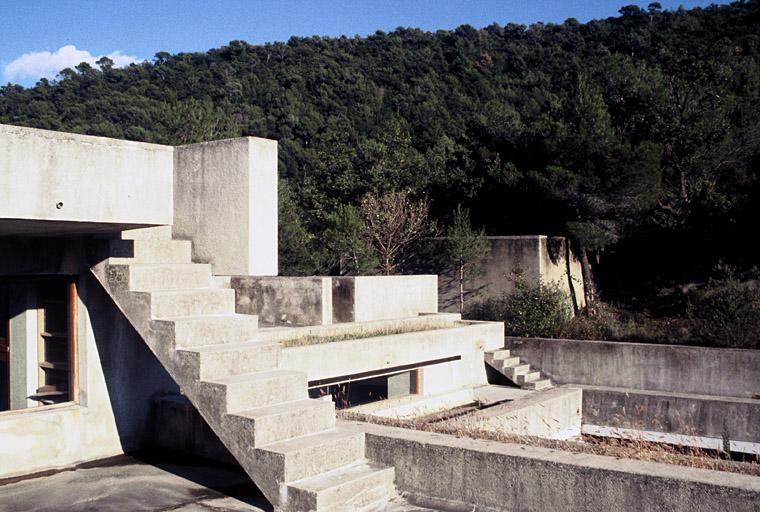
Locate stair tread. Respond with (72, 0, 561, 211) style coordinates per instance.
(176, 339, 278, 354)
(231, 399, 332, 420)
(289, 460, 392, 492)
(259, 427, 362, 455)
(145, 288, 233, 296)
(155, 312, 249, 321)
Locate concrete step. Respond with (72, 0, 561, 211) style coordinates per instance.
(126, 263, 211, 291)
(489, 349, 511, 360)
(176, 340, 280, 380)
(256, 429, 366, 484)
(501, 356, 521, 367)
(505, 364, 531, 379)
(203, 370, 307, 414)
(286, 461, 395, 512)
(516, 371, 541, 385)
(108, 239, 192, 264)
(224, 399, 336, 447)
(137, 288, 236, 319)
(120, 226, 173, 240)
(523, 379, 553, 391)
(152, 314, 259, 348)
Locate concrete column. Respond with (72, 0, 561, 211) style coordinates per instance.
(8, 283, 38, 410)
(173, 137, 278, 276)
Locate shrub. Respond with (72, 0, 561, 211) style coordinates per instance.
(689, 279, 760, 349)
(466, 279, 571, 337)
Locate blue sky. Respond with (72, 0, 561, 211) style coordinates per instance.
(1, 0, 727, 86)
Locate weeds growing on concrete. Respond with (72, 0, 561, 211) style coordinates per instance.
(281, 320, 464, 347)
(339, 410, 760, 476)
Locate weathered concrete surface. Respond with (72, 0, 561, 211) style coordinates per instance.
(231, 275, 438, 326)
(352, 275, 438, 322)
(436, 236, 584, 313)
(279, 320, 503, 388)
(504, 336, 760, 399)
(152, 394, 237, 466)
(582, 385, 760, 445)
(441, 387, 582, 440)
(350, 421, 760, 512)
(173, 137, 278, 276)
(0, 240, 177, 479)
(0, 454, 269, 512)
(231, 276, 331, 326)
(0, 124, 173, 234)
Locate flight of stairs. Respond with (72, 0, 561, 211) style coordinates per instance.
(484, 349, 553, 391)
(91, 226, 396, 511)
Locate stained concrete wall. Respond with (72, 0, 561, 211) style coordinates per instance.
(504, 337, 760, 398)
(0, 239, 177, 479)
(0, 124, 173, 234)
(231, 276, 331, 326)
(436, 236, 585, 313)
(354, 421, 760, 512)
(230, 275, 438, 326)
(582, 386, 760, 445)
(173, 137, 278, 276)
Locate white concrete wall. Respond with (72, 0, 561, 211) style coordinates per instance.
(0, 124, 173, 229)
(173, 137, 278, 276)
(353, 275, 438, 322)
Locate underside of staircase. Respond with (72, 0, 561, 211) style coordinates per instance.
(485, 349, 553, 390)
(91, 226, 396, 511)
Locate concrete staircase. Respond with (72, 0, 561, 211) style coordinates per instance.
(91, 226, 396, 511)
(485, 349, 553, 391)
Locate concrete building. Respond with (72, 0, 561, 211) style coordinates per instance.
(0, 124, 510, 511)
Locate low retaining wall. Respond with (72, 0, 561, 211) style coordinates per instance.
(582, 386, 760, 449)
(351, 421, 760, 512)
(504, 337, 760, 398)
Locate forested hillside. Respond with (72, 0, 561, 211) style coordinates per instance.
(2, 2, 759, 301)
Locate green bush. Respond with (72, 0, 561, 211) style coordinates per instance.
(466, 280, 571, 338)
(689, 279, 760, 349)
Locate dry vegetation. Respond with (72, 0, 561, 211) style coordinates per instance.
(281, 320, 464, 348)
(339, 410, 760, 477)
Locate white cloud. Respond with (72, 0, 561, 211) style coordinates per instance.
(3, 45, 140, 83)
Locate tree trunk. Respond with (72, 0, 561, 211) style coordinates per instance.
(565, 239, 580, 317)
(579, 246, 597, 316)
(459, 261, 465, 315)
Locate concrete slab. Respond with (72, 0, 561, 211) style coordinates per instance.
(0, 453, 270, 512)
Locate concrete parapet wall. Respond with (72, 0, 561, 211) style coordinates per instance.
(583, 386, 760, 445)
(0, 124, 173, 232)
(352, 421, 760, 512)
(230, 275, 438, 326)
(173, 137, 278, 276)
(504, 337, 760, 399)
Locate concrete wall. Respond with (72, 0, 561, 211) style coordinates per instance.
(279, 320, 503, 387)
(173, 137, 278, 276)
(0, 124, 173, 234)
(230, 275, 438, 326)
(0, 239, 177, 479)
(583, 386, 760, 446)
(504, 337, 760, 399)
(232, 276, 331, 326)
(437, 236, 584, 313)
(354, 421, 760, 512)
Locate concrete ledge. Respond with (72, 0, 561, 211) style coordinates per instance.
(582, 385, 760, 447)
(504, 336, 760, 398)
(0, 124, 173, 232)
(347, 421, 760, 512)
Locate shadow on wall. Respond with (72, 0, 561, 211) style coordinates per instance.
(83, 273, 179, 452)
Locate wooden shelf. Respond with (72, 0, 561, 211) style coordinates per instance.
(40, 332, 68, 341)
(39, 361, 69, 371)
